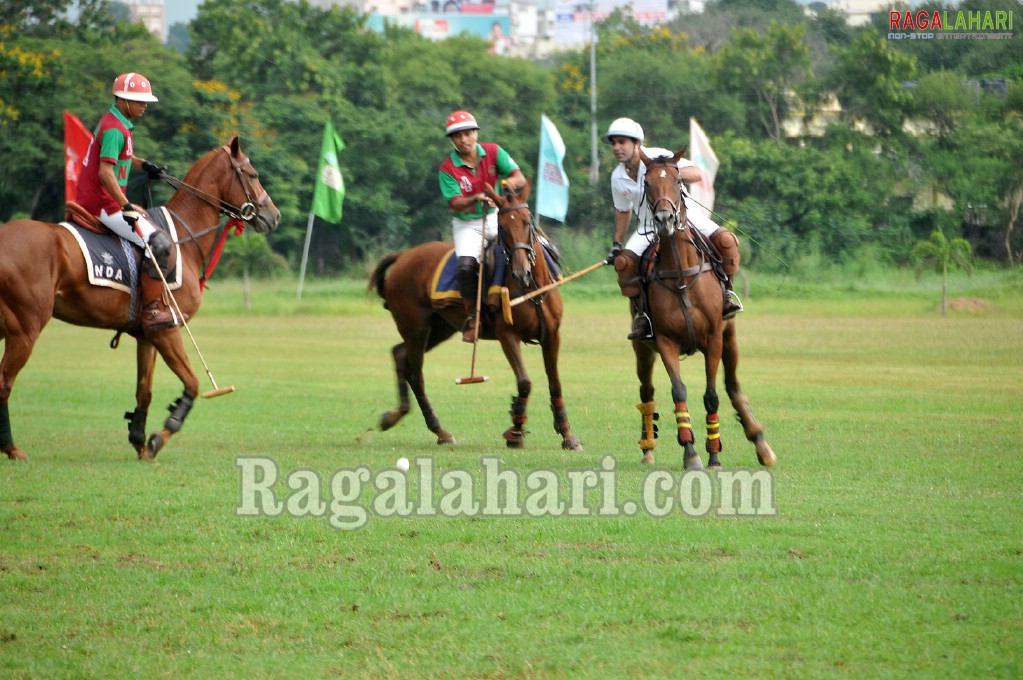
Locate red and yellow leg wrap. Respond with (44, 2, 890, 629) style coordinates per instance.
(705, 413, 722, 453)
(636, 401, 658, 450)
(675, 401, 694, 446)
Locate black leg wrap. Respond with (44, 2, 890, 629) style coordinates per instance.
(124, 408, 148, 447)
(509, 395, 528, 427)
(551, 397, 570, 435)
(164, 393, 194, 434)
(0, 403, 14, 450)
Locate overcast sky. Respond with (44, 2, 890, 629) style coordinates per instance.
(164, 0, 202, 27)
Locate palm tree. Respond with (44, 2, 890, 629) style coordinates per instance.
(911, 229, 973, 317)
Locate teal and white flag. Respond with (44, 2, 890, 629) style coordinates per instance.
(535, 114, 569, 222)
(688, 117, 718, 221)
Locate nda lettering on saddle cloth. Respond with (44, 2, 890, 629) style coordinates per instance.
(58, 207, 183, 294)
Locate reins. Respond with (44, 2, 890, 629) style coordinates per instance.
(148, 145, 266, 290)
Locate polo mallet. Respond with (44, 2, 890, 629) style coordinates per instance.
(135, 223, 235, 399)
(455, 206, 490, 385)
(500, 259, 607, 324)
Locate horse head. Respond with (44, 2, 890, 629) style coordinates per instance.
(175, 136, 281, 234)
(486, 179, 536, 289)
(640, 148, 687, 238)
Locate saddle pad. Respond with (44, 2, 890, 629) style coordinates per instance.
(59, 207, 182, 293)
(429, 242, 562, 309)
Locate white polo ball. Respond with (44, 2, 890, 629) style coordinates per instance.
(396, 457, 410, 472)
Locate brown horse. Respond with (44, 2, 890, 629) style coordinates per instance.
(0, 137, 280, 461)
(371, 181, 583, 451)
(632, 149, 775, 470)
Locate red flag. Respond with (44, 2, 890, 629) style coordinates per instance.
(64, 110, 93, 203)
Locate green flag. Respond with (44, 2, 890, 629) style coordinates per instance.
(311, 119, 345, 223)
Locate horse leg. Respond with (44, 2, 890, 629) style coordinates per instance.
(498, 336, 530, 448)
(540, 329, 583, 452)
(656, 339, 703, 471)
(722, 320, 776, 466)
(128, 340, 158, 460)
(0, 311, 47, 461)
(379, 342, 411, 431)
(143, 328, 200, 458)
(703, 334, 724, 470)
(634, 341, 658, 464)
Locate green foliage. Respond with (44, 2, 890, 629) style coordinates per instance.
(3, 0, 1023, 269)
(713, 21, 812, 141)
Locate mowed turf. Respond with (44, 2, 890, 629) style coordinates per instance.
(1, 277, 1021, 678)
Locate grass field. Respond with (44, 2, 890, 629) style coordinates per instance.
(2, 272, 1022, 678)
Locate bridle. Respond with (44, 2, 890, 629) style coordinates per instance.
(157, 145, 271, 228)
(150, 145, 273, 288)
(497, 201, 537, 271)
(643, 158, 685, 233)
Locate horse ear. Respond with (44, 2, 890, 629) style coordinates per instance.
(672, 147, 687, 164)
(483, 183, 502, 205)
(639, 148, 650, 165)
(229, 136, 241, 156)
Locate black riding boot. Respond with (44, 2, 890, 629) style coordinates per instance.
(456, 256, 480, 343)
(722, 277, 744, 320)
(140, 230, 178, 334)
(628, 294, 653, 340)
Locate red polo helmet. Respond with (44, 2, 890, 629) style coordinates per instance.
(112, 72, 158, 103)
(445, 110, 479, 136)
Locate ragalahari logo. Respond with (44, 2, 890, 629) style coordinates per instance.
(888, 9, 1014, 40)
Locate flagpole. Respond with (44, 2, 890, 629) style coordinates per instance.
(296, 211, 315, 301)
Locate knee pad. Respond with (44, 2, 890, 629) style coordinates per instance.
(146, 230, 173, 277)
(711, 229, 740, 275)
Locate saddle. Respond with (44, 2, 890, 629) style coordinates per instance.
(59, 202, 182, 330)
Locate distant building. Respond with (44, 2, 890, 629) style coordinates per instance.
(124, 0, 166, 42)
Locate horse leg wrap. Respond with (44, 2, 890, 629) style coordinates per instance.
(550, 396, 570, 435)
(705, 413, 722, 454)
(503, 396, 528, 445)
(124, 408, 148, 447)
(164, 393, 194, 434)
(509, 395, 528, 428)
(637, 401, 659, 450)
(0, 403, 13, 451)
(675, 401, 694, 446)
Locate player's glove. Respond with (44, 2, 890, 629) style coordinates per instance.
(141, 160, 165, 179)
(122, 203, 140, 229)
(606, 241, 623, 265)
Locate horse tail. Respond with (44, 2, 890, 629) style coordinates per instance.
(369, 253, 401, 299)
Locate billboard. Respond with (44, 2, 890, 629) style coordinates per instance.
(554, 0, 669, 48)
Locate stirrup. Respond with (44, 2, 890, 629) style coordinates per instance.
(461, 314, 478, 343)
(627, 313, 653, 340)
(722, 291, 744, 320)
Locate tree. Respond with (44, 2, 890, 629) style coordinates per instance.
(713, 21, 812, 141)
(911, 230, 973, 316)
(826, 32, 917, 137)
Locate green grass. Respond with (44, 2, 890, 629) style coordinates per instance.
(2, 274, 1022, 678)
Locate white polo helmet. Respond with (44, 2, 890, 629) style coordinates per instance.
(605, 117, 643, 143)
(112, 72, 158, 102)
(445, 110, 479, 136)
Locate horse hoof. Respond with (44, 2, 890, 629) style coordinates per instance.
(505, 438, 524, 449)
(683, 455, 704, 471)
(4, 447, 28, 461)
(145, 431, 167, 458)
(380, 410, 408, 431)
(435, 432, 456, 445)
(641, 451, 655, 464)
(561, 436, 583, 452)
(756, 441, 777, 467)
